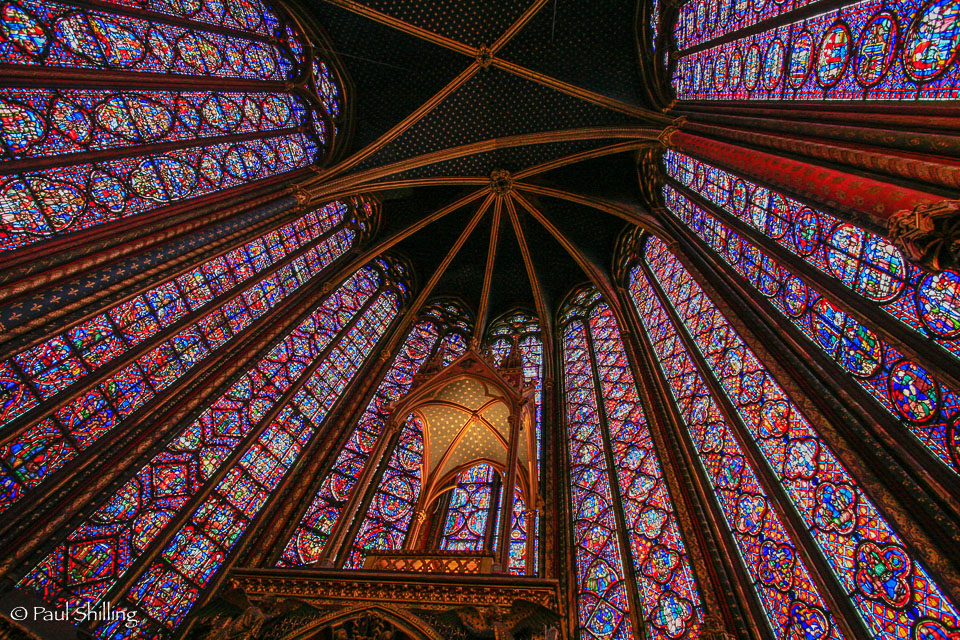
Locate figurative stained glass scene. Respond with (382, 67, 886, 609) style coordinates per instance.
(0, 0, 957, 639)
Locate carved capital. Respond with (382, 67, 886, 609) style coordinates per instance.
(286, 183, 313, 206)
(657, 116, 686, 148)
(413, 509, 428, 525)
(637, 144, 667, 210)
(887, 199, 960, 271)
(384, 419, 401, 436)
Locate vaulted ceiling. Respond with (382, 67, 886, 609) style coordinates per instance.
(298, 0, 668, 328)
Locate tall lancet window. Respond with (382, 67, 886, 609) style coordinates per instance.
(18, 258, 409, 638)
(0, 198, 369, 513)
(650, 0, 661, 51)
(662, 150, 960, 474)
(439, 462, 501, 551)
(629, 235, 960, 640)
(561, 288, 703, 640)
(485, 310, 542, 575)
(0, 0, 340, 253)
(277, 300, 471, 569)
(671, 0, 959, 100)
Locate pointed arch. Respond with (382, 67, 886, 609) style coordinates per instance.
(289, 603, 444, 640)
(278, 298, 473, 569)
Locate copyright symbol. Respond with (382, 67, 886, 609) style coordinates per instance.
(10, 606, 27, 621)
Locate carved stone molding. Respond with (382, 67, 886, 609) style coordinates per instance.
(636, 143, 667, 211)
(888, 199, 960, 271)
(364, 551, 494, 574)
(226, 568, 562, 612)
(701, 614, 737, 640)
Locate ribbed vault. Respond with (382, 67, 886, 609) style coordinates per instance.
(291, 0, 672, 329)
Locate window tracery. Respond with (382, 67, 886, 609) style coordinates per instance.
(0, 199, 364, 513)
(664, 151, 960, 358)
(0, 0, 340, 252)
(439, 462, 500, 552)
(662, 151, 960, 472)
(630, 235, 960, 640)
(486, 310, 542, 575)
(671, 0, 960, 100)
(562, 289, 703, 640)
(344, 414, 426, 569)
(278, 300, 472, 568)
(18, 258, 406, 638)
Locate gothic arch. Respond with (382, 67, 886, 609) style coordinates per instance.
(289, 603, 443, 640)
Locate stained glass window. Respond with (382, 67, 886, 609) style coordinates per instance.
(672, 0, 960, 100)
(0, 0, 342, 252)
(93, 0, 282, 36)
(562, 289, 704, 640)
(651, 0, 661, 51)
(344, 415, 426, 569)
(507, 487, 528, 575)
(673, 0, 823, 51)
(0, 200, 361, 512)
(663, 151, 960, 362)
(18, 260, 405, 638)
(631, 235, 960, 640)
(486, 311, 542, 575)
(279, 301, 472, 568)
(440, 462, 500, 551)
(661, 180, 960, 474)
(563, 311, 635, 640)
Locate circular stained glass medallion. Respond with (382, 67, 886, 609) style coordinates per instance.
(744, 43, 762, 89)
(817, 22, 852, 87)
(918, 270, 960, 337)
(762, 39, 785, 89)
(788, 30, 815, 88)
(889, 360, 939, 422)
(793, 208, 821, 256)
(856, 12, 898, 86)
(903, 0, 960, 82)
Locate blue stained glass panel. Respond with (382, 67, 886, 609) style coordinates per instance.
(673, 0, 960, 100)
